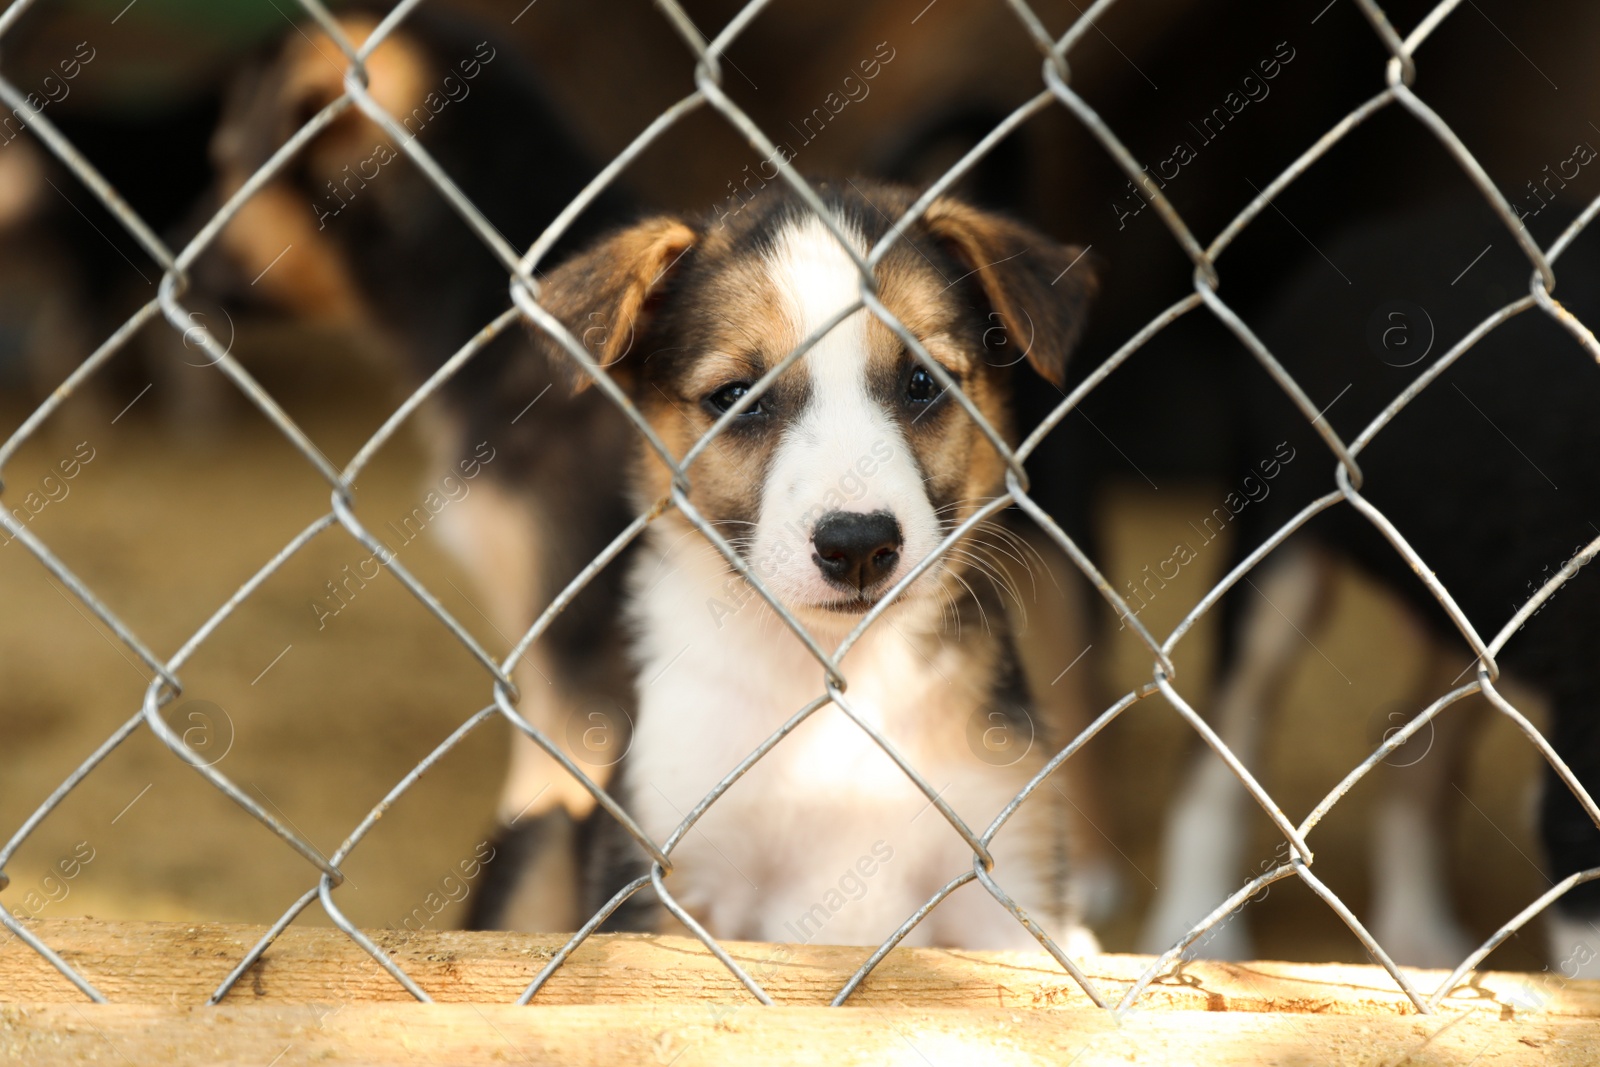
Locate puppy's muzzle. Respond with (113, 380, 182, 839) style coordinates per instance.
(811, 510, 902, 597)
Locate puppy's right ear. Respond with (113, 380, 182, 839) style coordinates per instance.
(529, 218, 698, 393)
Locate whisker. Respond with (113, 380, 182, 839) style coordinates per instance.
(946, 547, 1026, 618)
(947, 570, 991, 636)
(966, 534, 1038, 604)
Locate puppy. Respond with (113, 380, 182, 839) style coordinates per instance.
(519, 178, 1102, 951)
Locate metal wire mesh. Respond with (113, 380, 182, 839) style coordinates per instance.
(1, 0, 1597, 1018)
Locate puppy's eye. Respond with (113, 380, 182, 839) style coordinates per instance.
(906, 366, 944, 405)
(707, 382, 762, 416)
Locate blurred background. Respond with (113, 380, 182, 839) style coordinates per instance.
(2, 0, 1597, 972)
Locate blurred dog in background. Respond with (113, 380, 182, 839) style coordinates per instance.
(1143, 198, 1600, 975)
(205, 6, 638, 932)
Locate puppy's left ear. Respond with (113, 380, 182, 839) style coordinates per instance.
(922, 199, 1099, 387)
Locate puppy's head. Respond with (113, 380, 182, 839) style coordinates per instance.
(532, 181, 1096, 627)
(208, 12, 434, 322)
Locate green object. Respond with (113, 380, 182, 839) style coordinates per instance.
(73, 0, 302, 42)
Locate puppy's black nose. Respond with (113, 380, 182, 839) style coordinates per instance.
(812, 510, 902, 593)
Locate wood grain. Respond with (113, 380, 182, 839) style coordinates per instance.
(2, 1003, 1596, 1067)
(3, 919, 1595, 1065)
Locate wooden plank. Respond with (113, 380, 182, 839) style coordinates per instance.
(2, 918, 1596, 1019)
(1, 1003, 1595, 1066)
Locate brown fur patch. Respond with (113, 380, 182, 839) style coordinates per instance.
(210, 14, 439, 323)
(541, 218, 698, 383)
(872, 235, 1012, 541)
(216, 178, 367, 321)
(279, 15, 433, 173)
(921, 197, 1099, 388)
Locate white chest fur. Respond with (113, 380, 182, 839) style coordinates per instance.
(622, 531, 1072, 951)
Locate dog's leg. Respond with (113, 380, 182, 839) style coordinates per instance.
(435, 477, 622, 932)
(464, 806, 584, 932)
(1139, 544, 1330, 958)
(1007, 527, 1119, 930)
(435, 478, 610, 820)
(149, 323, 235, 439)
(26, 272, 106, 431)
(582, 777, 668, 934)
(1367, 622, 1481, 968)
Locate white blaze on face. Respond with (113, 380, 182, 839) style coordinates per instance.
(745, 215, 943, 609)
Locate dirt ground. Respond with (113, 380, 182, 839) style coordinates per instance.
(0, 326, 1552, 974)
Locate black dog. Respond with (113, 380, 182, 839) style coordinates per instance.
(1144, 193, 1600, 973)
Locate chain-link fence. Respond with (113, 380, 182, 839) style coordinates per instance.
(2, 0, 1598, 1019)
